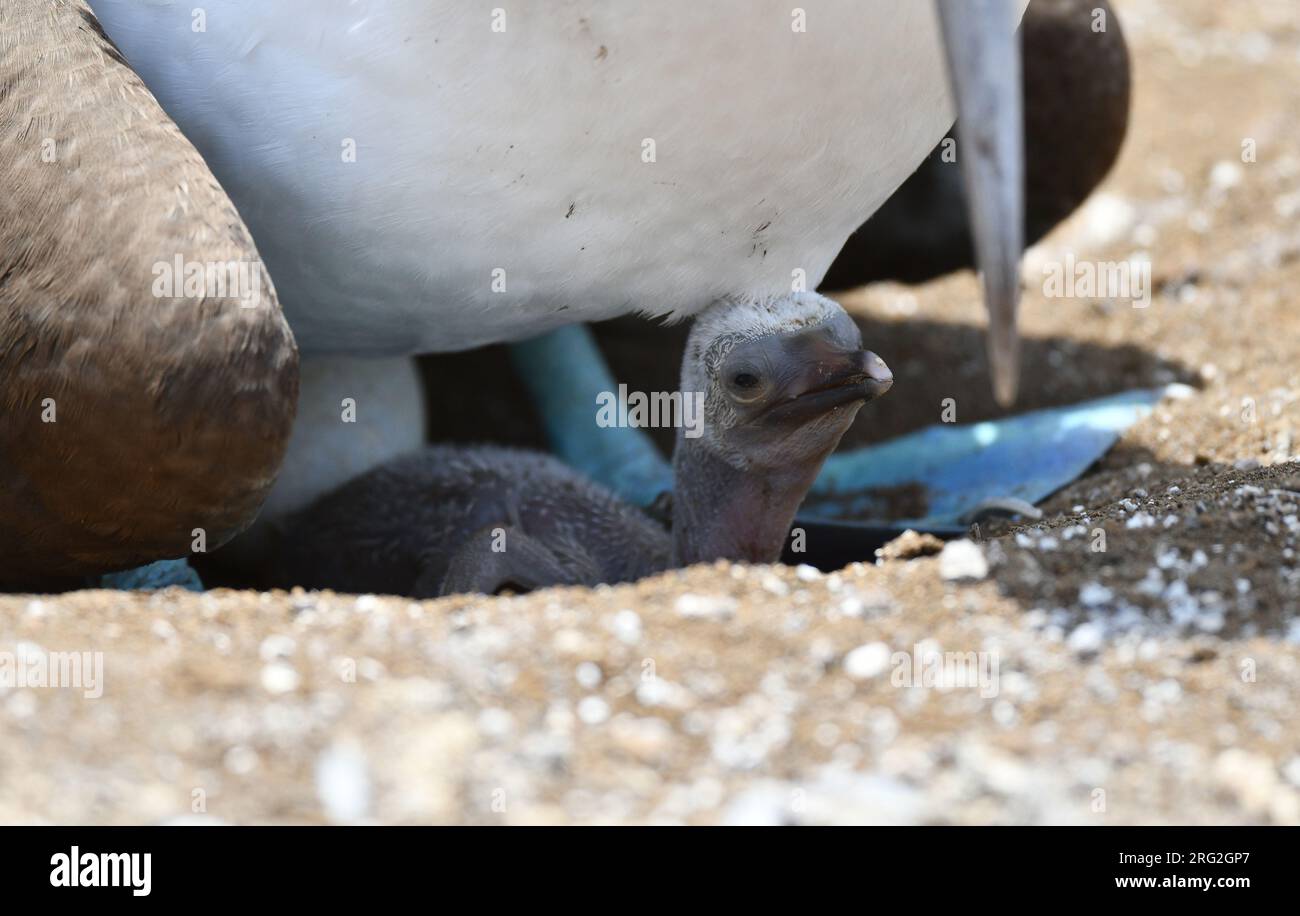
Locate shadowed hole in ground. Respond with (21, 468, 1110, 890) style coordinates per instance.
(419, 314, 1201, 456)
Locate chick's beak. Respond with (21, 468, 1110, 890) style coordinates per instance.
(759, 324, 893, 424)
(796, 347, 893, 405)
(859, 350, 895, 400)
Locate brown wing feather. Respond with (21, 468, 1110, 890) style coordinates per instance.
(0, 0, 298, 587)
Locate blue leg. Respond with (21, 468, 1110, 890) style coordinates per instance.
(807, 386, 1167, 525)
(509, 325, 673, 508)
(99, 558, 204, 592)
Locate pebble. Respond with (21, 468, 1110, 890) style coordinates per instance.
(877, 530, 945, 560)
(1209, 160, 1243, 191)
(676, 593, 737, 620)
(477, 707, 514, 738)
(609, 716, 673, 761)
(795, 564, 822, 582)
(761, 573, 790, 596)
(1067, 622, 1106, 655)
(259, 634, 296, 661)
(315, 743, 371, 824)
(1081, 193, 1136, 247)
(575, 661, 603, 689)
(635, 677, 692, 710)
(843, 642, 892, 680)
(1079, 582, 1115, 607)
(939, 540, 989, 581)
(1282, 757, 1300, 789)
(223, 745, 259, 775)
(1213, 749, 1285, 819)
(6, 692, 36, 718)
(609, 610, 643, 644)
(838, 596, 866, 617)
(260, 662, 301, 694)
(577, 696, 611, 725)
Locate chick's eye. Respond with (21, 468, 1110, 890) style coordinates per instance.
(732, 372, 760, 390)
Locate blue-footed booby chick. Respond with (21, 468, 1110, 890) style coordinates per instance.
(266, 294, 891, 596)
(269, 447, 670, 597)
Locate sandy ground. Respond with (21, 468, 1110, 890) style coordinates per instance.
(3, 0, 1300, 824)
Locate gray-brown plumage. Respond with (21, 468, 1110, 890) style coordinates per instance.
(0, 0, 298, 589)
(267, 446, 672, 598)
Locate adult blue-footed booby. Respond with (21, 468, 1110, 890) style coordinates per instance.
(86, 0, 1024, 369)
(1, 0, 1027, 585)
(86, 0, 1027, 516)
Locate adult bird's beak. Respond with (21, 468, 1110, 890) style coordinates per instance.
(936, 0, 1025, 406)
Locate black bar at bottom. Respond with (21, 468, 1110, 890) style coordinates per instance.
(0, 826, 1281, 900)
